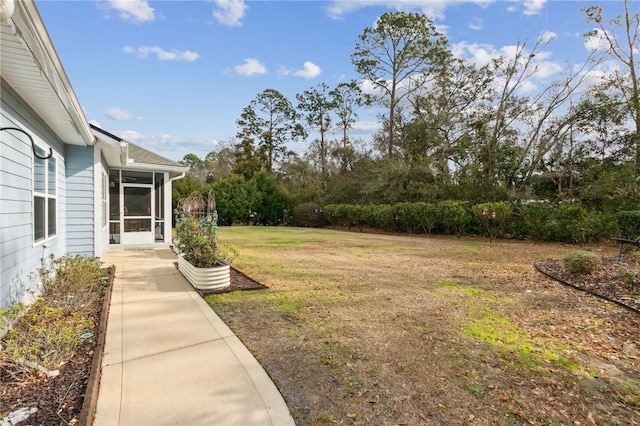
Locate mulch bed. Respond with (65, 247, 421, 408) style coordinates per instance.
(535, 254, 640, 314)
(0, 266, 115, 426)
(0, 265, 264, 426)
(198, 267, 268, 296)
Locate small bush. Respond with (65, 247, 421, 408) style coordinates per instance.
(38, 254, 105, 314)
(619, 268, 640, 288)
(1, 254, 107, 375)
(2, 300, 94, 371)
(562, 250, 601, 275)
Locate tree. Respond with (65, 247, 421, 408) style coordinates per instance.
(296, 82, 335, 179)
(329, 81, 370, 171)
(584, 0, 640, 173)
(250, 170, 290, 225)
(206, 174, 253, 225)
(232, 129, 266, 180)
(405, 58, 494, 189)
(573, 91, 627, 164)
(462, 36, 592, 200)
(279, 153, 320, 205)
(207, 143, 235, 181)
(351, 11, 449, 158)
(236, 89, 306, 173)
(179, 153, 208, 185)
(179, 151, 232, 185)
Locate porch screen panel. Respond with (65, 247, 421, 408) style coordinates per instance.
(109, 170, 121, 244)
(155, 173, 164, 242)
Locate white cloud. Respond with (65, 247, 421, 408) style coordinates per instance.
(123, 46, 199, 62)
(352, 120, 382, 134)
(325, 0, 496, 21)
(522, 0, 547, 16)
(277, 66, 291, 77)
(105, 0, 155, 24)
(452, 40, 564, 94)
(538, 30, 557, 44)
(533, 60, 563, 79)
(468, 17, 483, 31)
(293, 61, 322, 79)
(212, 0, 247, 27)
(118, 129, 145, 142)
(452, 41, 500, 67)
(114, 130, 221, 160)
(584, 28, 610, 52)
(105, 107, 144, 121)
(234, 58, 267, 76)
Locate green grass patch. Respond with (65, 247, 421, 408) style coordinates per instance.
(272, 294, 305, 316)
(205, 292, 250, 305)
(437, 280, 485, 297)
(462, 309, 576, 371)
(466, 384, 483, 396)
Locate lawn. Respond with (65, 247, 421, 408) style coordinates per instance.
(207, 226, 640, 425)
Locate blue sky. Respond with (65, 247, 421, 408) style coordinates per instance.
(36, 0, 629, 162)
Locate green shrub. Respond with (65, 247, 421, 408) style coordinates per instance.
(519, 202, 553, 241)
(371, 204, 395, 232)
(2, 300, 94, 371)
(619, 268, 640, 288)
(175, 215, 219, 268)
(1, 254, 106, 375)
(436, 200, 471, 236)
(547, 204, 588, 243)
(414, 202, 438, 235)
(334, 204, 351, 227)
(579, 211, 617, 243)
(616, 210, 640, 239)
(393, 202, 416, 233)
(360, 205, 376, 230)
(38, 254, 105, 315)
(347, 205, 365, 230)
(323, 204, 339, 227)
(472, 202, 513, 238)
(291, 203, 323, 227)
(562, 250, 601, 275)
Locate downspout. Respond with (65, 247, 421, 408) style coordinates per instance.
(167, 172, 185, 246)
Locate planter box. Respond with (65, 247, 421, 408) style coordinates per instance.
(177, 255, 230, 290)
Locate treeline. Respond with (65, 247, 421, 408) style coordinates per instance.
(293, 202, 640, 244)
(173, 5, 640, 245)
(292, 201, 610, 243)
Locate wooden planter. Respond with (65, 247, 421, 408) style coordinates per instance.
(177, 254, 230, 290)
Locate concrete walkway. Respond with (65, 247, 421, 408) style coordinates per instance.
(93, 248, 295, 426)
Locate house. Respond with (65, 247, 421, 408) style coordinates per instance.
(0, 0, 188, 308)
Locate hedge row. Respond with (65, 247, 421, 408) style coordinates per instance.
(291, 201, 634, 244)
(615, 211, 640, 240)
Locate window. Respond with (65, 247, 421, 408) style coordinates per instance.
(33, 147, 56, 242)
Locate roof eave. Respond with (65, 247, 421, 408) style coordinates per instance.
(1, 1, 94, 146)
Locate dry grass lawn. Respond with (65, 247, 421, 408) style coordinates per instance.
(207, 226, 640, 426)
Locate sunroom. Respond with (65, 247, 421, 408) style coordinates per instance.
(91, 125, 186, 248)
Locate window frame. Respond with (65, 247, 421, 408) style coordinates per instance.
(102, 171, 108, 228)
(33, 144, 57, 244)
